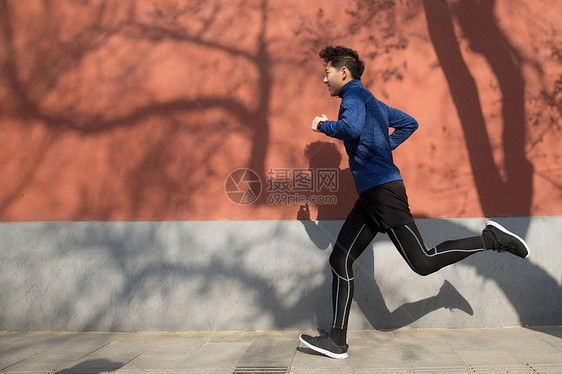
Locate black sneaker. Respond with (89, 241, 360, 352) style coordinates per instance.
(483, 221, 530, 259)
(299, 332, 349, 359)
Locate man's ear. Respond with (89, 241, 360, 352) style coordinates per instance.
(340, 66, 349, 80)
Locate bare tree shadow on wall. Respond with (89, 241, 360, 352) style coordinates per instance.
(0, 0, 273, 220)
(1, 0, 560, 336)
(420, 0, 562, 329)
(24, 221, 325, 331)
(422, 0, 533, 218)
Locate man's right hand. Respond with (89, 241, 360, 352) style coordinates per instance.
(311, 114, 328, 132)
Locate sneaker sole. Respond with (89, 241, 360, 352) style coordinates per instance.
(299, 334, 348, 359)
(486, 220, 530, 259)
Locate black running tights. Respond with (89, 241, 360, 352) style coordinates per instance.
(329, 209, 487, 331)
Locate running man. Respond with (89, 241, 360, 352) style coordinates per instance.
(299, 45, 530, 359)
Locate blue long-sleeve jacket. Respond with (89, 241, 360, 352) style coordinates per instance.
(320, 80, 418, 194)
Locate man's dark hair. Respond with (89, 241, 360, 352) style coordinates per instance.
(319, 45, 365, 80)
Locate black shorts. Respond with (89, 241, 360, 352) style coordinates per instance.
(354, 180, 414, 232)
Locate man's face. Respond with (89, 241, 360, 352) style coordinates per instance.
(323, 62, 345, 97)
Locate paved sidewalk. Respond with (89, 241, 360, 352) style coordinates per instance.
(1, 327, 561, 373)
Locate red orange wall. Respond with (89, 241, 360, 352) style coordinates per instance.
(1, 0, 561, 221)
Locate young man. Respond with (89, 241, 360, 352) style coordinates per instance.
(299, 45, 530, 359)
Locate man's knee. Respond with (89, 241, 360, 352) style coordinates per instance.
(329, 246, 348, 275)
(408, 257, 434, 276)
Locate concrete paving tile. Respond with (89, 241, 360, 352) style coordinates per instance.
(393, 329, 465, 368)
(233, 366, 289, 374)
(481, 327, 561, 364)
(118, 352, 188, 372)
(180, 340, 253, 371)
(462, 364, 534, 373)
(0, 348, 32, 369)
(235, 333, 297, 368)
(0, 353, 69, 372)
(409, 365, 472, 373)
(56, 358, 128, 373)
(454, 348, 522, 366)
(2, 351, 126, 373)
(348, 345, 407, 371)
(0, 333, 78, 370)
(481, 327, 539, 350)
(347, 331, 405, 370)
(83, 333, 209, 373)
(0, 333, 27, 350)
(509, 347, 562, 365)
(438, 328, 497, 351)
(292, 369, 349, 374)
(55, 339, 147, 372)
(526, 362, 562, 373)
(351, 369, 409, 374)
(49, 332, 121, 354)
(530, 326, 562, 339)
(292, 353, 350, 373)
(527, 327, 562, 350)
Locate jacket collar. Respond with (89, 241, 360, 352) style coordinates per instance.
(339, 79, 363, 98)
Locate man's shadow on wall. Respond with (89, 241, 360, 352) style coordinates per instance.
(296, 142, 561, 331)
(297, 141, 473, 331)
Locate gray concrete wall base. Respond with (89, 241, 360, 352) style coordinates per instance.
(1, 217, 560, 332)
